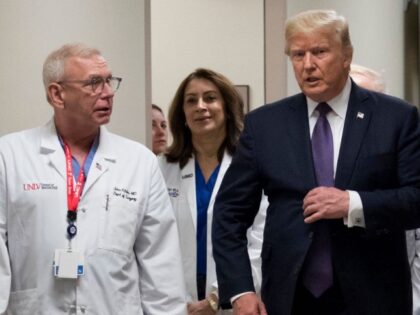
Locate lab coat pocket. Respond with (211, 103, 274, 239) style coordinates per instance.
(98, 196, 140, 257)
(7, 288, 38, 315)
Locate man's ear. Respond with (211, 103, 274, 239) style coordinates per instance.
(47, 83, 65, 109)
(343, 46, 353, 69)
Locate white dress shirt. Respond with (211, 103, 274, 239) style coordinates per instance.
(307, 77, 365, 228)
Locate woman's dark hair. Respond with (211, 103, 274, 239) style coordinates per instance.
(165, 68, 244, 168)
(151, 103, 164, 113)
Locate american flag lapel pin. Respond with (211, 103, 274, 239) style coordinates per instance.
(357, 112, 365, 119)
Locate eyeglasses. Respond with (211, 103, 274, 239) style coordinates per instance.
(58, 76, 122, 94)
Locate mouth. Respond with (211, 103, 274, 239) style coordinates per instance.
(195, 116, 211, 122)
(305, 77, 320, 85)
(95, 106, 112, 114)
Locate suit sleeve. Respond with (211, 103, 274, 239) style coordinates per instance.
(134, 157, 187, 315)
(212, 115, 264, 308)
(361, 105, 420, 231)
(0, 143, 11, 314)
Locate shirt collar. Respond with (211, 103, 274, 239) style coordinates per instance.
(307, 77, 351, 119)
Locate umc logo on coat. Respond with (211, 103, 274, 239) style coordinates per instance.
(23, 183, 58, 191)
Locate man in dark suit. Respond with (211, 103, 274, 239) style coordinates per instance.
(212, 9, 420, 315)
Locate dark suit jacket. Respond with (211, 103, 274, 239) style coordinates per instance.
(212, 82, 420, 315)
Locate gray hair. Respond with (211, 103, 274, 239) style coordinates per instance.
(42, 43, 101, 90)
(285, 10, 353, 56)
(350, 64, 386, 93)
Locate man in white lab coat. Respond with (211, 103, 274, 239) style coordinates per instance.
(0, 43, 187, 315)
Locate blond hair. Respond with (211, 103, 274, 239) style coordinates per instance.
(285, 10, 353, 56)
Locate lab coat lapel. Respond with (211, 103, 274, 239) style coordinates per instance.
(82, 126, 116, 195)
(40, 120, 66, 180)
(207, 152, 231, 216)
(39, 121, 114, 194)
(335, 84, 372, 189)
(181, 158, 197, 230)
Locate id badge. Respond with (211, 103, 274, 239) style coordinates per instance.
(53, 249, 84, 279)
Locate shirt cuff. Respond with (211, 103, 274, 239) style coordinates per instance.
(344, 190, 365, 228)
(230, 292, 254, 305)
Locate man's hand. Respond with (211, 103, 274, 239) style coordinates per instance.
(303, 186, 349, 223)
(232, 293, 267, 315)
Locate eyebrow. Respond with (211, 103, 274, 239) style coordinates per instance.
(185, 90, 218, 96)
(87, 73, 113, 79)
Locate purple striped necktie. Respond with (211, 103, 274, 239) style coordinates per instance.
(302, 102, 334, 297)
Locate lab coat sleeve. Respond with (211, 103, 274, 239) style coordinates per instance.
(246, 195, 267, 295)
(134, 158, 187, 315)
(0, 145, 11, 314)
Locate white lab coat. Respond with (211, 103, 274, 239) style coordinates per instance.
(407, 229, 420, 315)
(0, 120, 187, 315)
(159, 153, 266, 314)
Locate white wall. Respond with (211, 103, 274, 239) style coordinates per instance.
(151, 0, 265, 116)
(0, 0, 150, 143)
(0, 1, 412, 141)
(286, 0, 405, 98)
(152, 0, 407, 114)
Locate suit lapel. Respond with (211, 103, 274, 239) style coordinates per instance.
(335, 84, 372, 189)
(287, 95, 318, 188)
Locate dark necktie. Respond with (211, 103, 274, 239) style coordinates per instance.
(302, 102, 334, 297)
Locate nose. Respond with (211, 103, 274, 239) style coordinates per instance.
(303, 52, 315, 70)
(101, 81, 115, 97)
(155, 126, 164, 135)
(196, 98, 206, 111)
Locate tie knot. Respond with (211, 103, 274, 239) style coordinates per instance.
(316, 102, 332, 117)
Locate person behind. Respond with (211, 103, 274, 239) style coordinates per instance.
(212, 9, 420, 315)
(350, 63, 385, 93)
(409, 227, 420, 315)
(159, 68, 266, 315)
(151, 103, 168, 155)
(0, 43, 187, 314)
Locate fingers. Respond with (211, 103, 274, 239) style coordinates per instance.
(233, 293, 262, 315)
(258, 300, 268, 315)
(302, 187, 349, 222)
(302, 187, 327, 223)
(303, 186, 327, 209)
